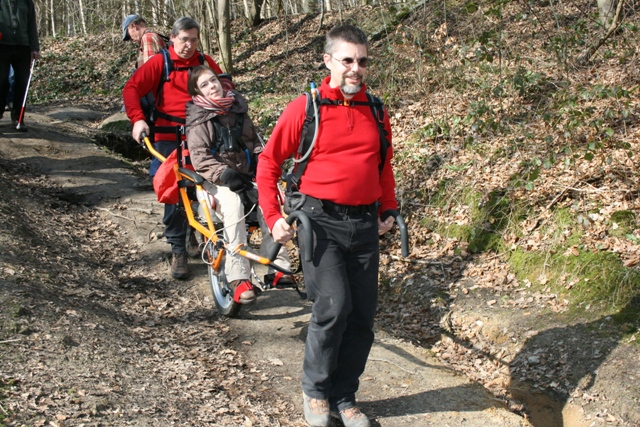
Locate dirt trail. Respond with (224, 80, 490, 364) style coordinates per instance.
(0, 109, 531, 426)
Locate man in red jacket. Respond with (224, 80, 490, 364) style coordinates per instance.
(257, 25, 398, 427)
(123, 16, 223, 280)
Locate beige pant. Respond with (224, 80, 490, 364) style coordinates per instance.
(197, 185, 291, 282)
(197, 185, 250, 282)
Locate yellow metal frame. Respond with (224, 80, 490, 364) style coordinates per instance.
(142, 135, 285, 271)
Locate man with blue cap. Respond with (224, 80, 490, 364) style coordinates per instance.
(122, 14, 166, 69)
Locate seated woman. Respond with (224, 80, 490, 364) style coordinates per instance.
(185, 65, 292, 304)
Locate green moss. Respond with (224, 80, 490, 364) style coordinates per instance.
(509, 245, 640, 319)
(445, 223, 472, 241)
(429, 178, 455, 207)
(610, 210, 637, 237)
(437, 188, 519, 253)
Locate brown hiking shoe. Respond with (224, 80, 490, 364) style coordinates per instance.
(331, 406, 370, 427)
(302, 393, 330, 427)
(170, 253, 189, 280)
(186, 229, 201, 258)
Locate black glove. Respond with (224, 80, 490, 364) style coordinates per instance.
(219, 167, 252, 193)
(240, 187, 259, 208)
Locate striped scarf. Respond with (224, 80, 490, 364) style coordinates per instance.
(192, 91, 235, 116)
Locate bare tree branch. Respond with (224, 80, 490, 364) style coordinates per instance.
(578, 0, 625, 65)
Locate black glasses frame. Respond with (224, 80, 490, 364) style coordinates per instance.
(330, 55, 369, 68)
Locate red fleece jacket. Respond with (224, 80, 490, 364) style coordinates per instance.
(122, 46, 223, 142)
(257, 76, 397, 230)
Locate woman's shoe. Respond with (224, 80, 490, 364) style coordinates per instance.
(230, 279, 255, 304)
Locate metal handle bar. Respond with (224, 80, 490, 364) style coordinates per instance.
(268, 211, 313, 263)
(381, 209, 409, 257)
(140, 132, 167, 162)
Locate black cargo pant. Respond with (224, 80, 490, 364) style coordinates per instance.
(0, 45, 31, 122)
(297, 195, 379, 412)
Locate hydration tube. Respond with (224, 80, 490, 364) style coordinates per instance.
(293, 82, 319, 164)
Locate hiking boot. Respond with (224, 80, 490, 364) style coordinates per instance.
(230, 279, 256, 304)
(264, 272, 296, 288)
(186, 229, 201, 258)
(330, 406, 370, 427)
(170, 253, 189, 280)
(302, 393, 330, 427)
(132, 177, 153, 191)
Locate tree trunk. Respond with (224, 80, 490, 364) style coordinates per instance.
(217, 0, 233, 73)
(78, 0, 87, 35)
(579, 0, 624, 64)
(597, 0, 616, 27)
(193, 0, 210, 55)
(50, 0, 56, 37)
(302, 0, 316, 13)
(243, 0, 263, 26)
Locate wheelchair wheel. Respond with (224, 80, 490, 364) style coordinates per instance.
(206, 245, 242, 318)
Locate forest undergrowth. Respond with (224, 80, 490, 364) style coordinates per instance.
(25, 1, 640, 424)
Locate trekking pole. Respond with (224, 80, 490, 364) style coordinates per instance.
(16, 59, 36, 131)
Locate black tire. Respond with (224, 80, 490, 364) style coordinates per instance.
(206, 245, 242, 318)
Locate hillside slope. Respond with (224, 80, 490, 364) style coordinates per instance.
(21, 3, 640, 426)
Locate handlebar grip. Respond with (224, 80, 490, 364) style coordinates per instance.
(139, 131, 149, 148)
(268, 211, 313, 263)
(381, 209, 409, 257)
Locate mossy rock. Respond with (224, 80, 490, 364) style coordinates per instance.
(99, 112, 132, 134)
(610, 210, 637, 237)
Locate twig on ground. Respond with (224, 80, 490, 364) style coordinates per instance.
(0, 338, 21, 344)
(369, 357, 417, 374)
(129, 207, 154, 215)
(96, 207, 136, 222)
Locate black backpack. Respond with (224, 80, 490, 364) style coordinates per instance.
(155, 32, 171, 46)
(283, 87, 390, 213)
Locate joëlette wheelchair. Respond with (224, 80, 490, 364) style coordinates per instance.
(140, 133, 409, 319)
(141, 132, 313, 318)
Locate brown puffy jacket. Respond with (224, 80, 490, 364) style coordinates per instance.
(185, 90, 263, 185)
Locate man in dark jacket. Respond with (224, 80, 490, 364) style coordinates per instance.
(0, 0, 39, 131)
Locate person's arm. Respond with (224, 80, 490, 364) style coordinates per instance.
(123, 54, 163, 141)
(256, 96, 307, 231)
(377, 110, 398, 235)
(27, 0, 39, 59)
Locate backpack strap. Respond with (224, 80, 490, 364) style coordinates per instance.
(288, 92, 317, 191)
(155, 32, 170, 45)
(288, 90, 390, 192)
(150, 50, 205, 131)
(365, 92, 389, 174)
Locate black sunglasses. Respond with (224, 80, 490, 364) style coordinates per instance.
(330, 55, 369, 68)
